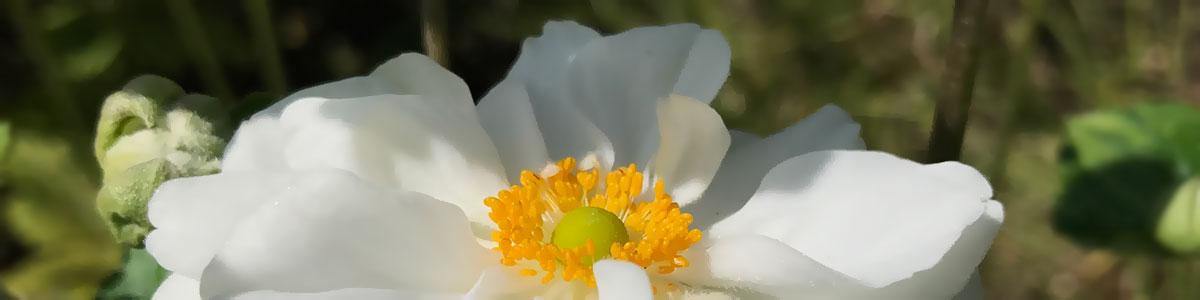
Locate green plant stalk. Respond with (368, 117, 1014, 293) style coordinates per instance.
(420, 0, 448, 67)
(926, 0, 990, 163)
(1181, 0, 1200, 104)
(165, 0, 233, 101)
(244, 0, 287, 97)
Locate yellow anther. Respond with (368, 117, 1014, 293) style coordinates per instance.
(485, 157, 701, 286)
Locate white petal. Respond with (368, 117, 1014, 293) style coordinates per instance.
(508, 21, 601, 92)
(688, 105, 864, 230)
(672, 235, 863, 297)
(951, 272, 984, 300)
(566, 24, 729, 166)
(476, 80, 551, 180)
(145, 172, 301, 278)
(152, 274, 201, 300)
(221, 119, 289, 171)
(276, 94, 509, 225)
(229, 289, 460, 300)
(651, 94, 730, 205)
(197, 170, 490, 298)
(463, 267, 544, 299)
(708, 151, 996, 291)
(257, 53, 472, 117)
(861, 201, 1003, 299)
(594, 260, 653, 300)
(491, 21, 613, 168)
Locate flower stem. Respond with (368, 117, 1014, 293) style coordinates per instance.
(925, 0, 989, 163)
(421, 0, 449, 67)
(244, 0, 288, 97)
(165, 0, 234, 102)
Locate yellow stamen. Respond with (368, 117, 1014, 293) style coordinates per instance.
(485, 157, 702, 285)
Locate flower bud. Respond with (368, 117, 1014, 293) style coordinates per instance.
(94, 75, 228, 247)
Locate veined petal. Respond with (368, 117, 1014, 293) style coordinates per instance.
(651, 94, 730, 205)
(275, 95, 508, 225)
(566, 23, 729, 166)
(487, 22, 730, 177)
(706, 150, 1000, 297)
(145, 172, 302, 278)
(258, 53, 473, 118)
(594, 260, 653, 300)
(225, 53, 473, 172)
(198, 171, 490, 298)
(476, 80, 551, 180)
(220, 54, 508, 225)
(689, 105, 864, 230)
(673, 235, 864, 298)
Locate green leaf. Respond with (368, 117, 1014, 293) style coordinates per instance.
(96, 249, 168, 300)
(1053, 103, 1200, 256)
(1157, 178, 1200, 254)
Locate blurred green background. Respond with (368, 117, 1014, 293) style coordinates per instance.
(2, 0, 1200, 299)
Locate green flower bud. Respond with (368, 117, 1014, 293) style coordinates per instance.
(1156, 177, 1200, 256)
(93, 75, 228, 247)
(97, 159, 170, 248)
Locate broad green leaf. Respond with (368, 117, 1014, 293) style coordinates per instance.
(96, 249, 168, 300)
(1053, 103, 1200, 256)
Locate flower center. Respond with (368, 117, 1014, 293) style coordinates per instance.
(483, 157, 702, 287)
(551, 207, 629, 264)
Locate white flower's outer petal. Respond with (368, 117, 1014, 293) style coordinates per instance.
(259, 53, 473, 117)
(145, 172, 300, 278)
(476, 80, 551, 180)
(221, 54, 508, 225)
(706, 150, 1001, 298)
(594, 260, 653, 300)
(225, 53, 475, 172)
(229, 289, 460, 300)
(672, 235, 863, 297)
(274, 95, 509, 224)
(220, 119, 290, 171)
(689, 105, 864, 230)
(651, 94, 729, 205)
(567, 24, 729, 166)
(152, 274, 201, 300)
(868, 201, 1003, 299)
(197, 171, 490, 298)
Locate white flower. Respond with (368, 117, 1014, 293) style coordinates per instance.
(145, 21, 1002, 300)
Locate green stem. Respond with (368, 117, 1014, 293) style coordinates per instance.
(244, 0, 287, 97)
(1181, 0, 1200, 105)
(165, 0, 234, 101)
(925, 0, 990, 163)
